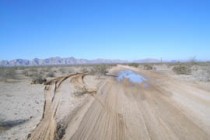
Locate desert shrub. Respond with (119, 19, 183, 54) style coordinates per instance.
(42, 67, 50, 73)
(194, 66, 210, 82)
(68, 68, 75, 74)
(80, 67, 88, 73)
(0, 67, 18, 80)
(22, 69, 30, 77)
(207, 69, 210, 81)
(144, 64, 153, 70)
(22, 67, 40, 77)
(90, 65, 108, 75)
(59, 68, 66, 74)
(39, 70, 45, 76)
(22, 69, 40, 78)
(128, 63, 139, 68)
(46, 71, 55, 77)
(29, 67, 38, 73)
(31, 76, 47, 84)
(55, 122, 66, 140)
(172, 65, 191, 75)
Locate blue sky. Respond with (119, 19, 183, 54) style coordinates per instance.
(0, 0, 209, 61)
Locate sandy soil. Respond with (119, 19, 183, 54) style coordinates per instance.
(0, 80, 44, 140)
(1, 65, 210, 140)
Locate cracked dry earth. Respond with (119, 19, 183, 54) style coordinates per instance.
(27, 66, 210, 140)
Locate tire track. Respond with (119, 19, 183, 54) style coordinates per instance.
(27, 73, 91, 140)
(27, 66, 210, 140)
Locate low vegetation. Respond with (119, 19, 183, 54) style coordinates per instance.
(128, 63, 139, 68)
(90, 64, 109, 75)
(172, 65, 191, 75)
(46, 71, 55, 77)
(59, 68, 66, 74)
(1, 62, 209, 84)
(31, 76, 47, 84)
(144, 64, 153, 70)
(79, 64, 110, 75)
(0, 67, 18, 81)
(80, 67, 89, 73)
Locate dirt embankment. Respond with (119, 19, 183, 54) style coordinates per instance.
(27, 66, 210, 140)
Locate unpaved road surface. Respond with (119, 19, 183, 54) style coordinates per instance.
(28, 66, 210, 140)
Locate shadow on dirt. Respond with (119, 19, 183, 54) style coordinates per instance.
(0, 119, 29, 133)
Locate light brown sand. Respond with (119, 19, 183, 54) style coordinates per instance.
(1, 65, 210, 140)
(28, 65, 210, 140)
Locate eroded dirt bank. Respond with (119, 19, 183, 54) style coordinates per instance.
(28, 65, 210, 140)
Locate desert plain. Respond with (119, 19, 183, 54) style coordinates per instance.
(0, 63, 210, 140)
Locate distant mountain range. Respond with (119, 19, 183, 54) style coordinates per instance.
(0, 57, 161, 66)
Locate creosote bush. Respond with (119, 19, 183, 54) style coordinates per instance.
(172, 65, 191, 75)
(144, 64, 153, 70)
(31, 76, 47, 84)
(80, 67, 88, 73)
(90, 65, 109, 75)
(59, 68, 66, 74)
(0, 67, 18, 80)
(46, 71, 55, 77)
(128, 63, 139, 68)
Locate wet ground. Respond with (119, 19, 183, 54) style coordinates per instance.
(117, 70, 146, 84)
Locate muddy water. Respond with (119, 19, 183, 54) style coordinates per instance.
(117, 70, 146, 84)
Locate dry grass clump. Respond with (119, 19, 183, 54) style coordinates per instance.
(20, 67, 47, 84)
(191, 63, 210, 82)
(144, 64, 153, 70)
(22, 69, 30, 77)
(55, 122, 66, 140)
(46, 71, 55, 77)
(128, 63, 139, 68)
(172, 65, 191, 75)
(59, 68, 66, 74)
(90, 65, 109, 75)
(22, 67, 41, 77)
(80, 67, 89, 73)
(31, 76, 47, 84)
(22, 66, 53, 77)
(68, 68, 75, 74)
(0, 67, 18, 81)
(78, 65, 110, 75)
(206, 69, 210, 81)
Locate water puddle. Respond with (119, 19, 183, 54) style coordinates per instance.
(117, 70, 146, 84)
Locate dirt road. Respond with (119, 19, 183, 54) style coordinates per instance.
(28, 66, 210, 140)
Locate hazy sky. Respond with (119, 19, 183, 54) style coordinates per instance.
(0, 0, 209, 61)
